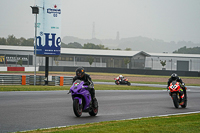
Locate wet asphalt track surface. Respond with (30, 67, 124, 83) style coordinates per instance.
(0, 83, 200, 132)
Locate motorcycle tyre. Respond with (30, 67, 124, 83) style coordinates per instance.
(181, 92, 187, 108)
(89, 98, 98, 116)
(73, 99, 82, 117)
(127, 82, 131, 86)
(172, 94, 179, 108)
(115, 81, 119, 85)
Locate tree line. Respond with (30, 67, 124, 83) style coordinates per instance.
(1, 35, 199, 54)
(61, 42, 132, 50)
(173, 46, 200, 54)
(0, 35, 34, 46)
(0, 35, 131, 50)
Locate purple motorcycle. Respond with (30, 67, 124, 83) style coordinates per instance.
(69, 80, 98, 117)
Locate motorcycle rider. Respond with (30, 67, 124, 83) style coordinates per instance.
(116, 75, 124, 84)
(72, 67, 96, 106)
(167, 73, 186, 103)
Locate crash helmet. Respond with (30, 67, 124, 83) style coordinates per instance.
(119, 75, 123, 78)
(76, 67, 85, 78)
(171, 73, 178, 80)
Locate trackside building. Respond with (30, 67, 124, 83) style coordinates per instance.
(0, 45, 200, 72)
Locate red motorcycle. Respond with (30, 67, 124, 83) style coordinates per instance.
(114, 78, 131, 86)
(168, 81, 187, 108)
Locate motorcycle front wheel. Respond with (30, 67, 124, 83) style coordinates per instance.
(73, 99, 82, 117)
(172, 93, 179, 108)
(115, 81, 119, 85)
(127, 82, 131, 86)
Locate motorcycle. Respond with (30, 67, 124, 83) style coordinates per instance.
(168, 81, 187, 108)
(68, 80, 98, 117)
(114, 78, 131, 86)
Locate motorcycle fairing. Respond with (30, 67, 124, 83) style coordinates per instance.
(70, 80, 92, 110)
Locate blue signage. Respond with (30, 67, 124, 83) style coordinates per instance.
(36, 33, 61, 56)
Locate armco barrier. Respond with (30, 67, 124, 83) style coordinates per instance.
(0, 74, 29, 85)
(0, 74, 73, 86)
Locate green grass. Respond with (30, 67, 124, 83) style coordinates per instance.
(21, 113, 200, 133)
(0, 84, 165, 91)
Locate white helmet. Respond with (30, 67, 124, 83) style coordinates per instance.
(119, 75, 123, 77)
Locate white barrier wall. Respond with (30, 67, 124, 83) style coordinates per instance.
(0, 67, 39, 72)
(0, 67, 7, 71)
(25, 67, 39, 71)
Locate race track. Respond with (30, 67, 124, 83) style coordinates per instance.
(0, 86, 200, 132)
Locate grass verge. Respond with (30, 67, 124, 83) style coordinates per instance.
(0, 84, 165, 91)
(21, 113, 200, 133)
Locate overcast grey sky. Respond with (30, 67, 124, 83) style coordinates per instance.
(0, 0, 200, 43)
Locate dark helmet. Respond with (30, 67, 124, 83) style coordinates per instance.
(76, 67, 85, 78)
(171, 73, 178, 80)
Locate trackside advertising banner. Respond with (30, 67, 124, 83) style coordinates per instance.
(35, 0, 61, 56)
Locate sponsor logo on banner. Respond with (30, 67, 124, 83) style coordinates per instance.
(47, 4, 61, 17)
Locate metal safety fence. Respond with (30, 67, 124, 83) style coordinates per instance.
(0, 74, 73, 86)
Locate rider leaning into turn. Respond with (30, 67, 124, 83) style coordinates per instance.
(72, 67, 96, 104)
(167, 73, 186, 101)
(116, 75, 124, 84)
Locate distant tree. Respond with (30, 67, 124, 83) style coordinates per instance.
(160, 60, 166, 68)
(173, 46, 200, 54)
(67, 42, 83, 48)
(83, 43, 109, 50)
(18, 37, 26, 46)
(125, 48, 132, 51)
(7, 35, 19, 45)
(61, 42, 68, 48)
(87, 56, 94, 66)
(0, 37, 7, 45)
(83, 43, 96, 49)
(103, 47, 110, 50)
(112, 48, 121, 50)
(17, 59, 23, 66)
(124, 58, 130, 68)
(25, 38, 34, 46)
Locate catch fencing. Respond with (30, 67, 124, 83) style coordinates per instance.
(0, 74, 73, 86)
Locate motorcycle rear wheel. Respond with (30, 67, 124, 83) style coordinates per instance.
(89, 98, 98, 116)
(73, 99, 82, 117)
(172, 94, 179, 108)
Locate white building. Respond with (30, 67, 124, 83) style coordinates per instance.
(0, 45, 200, 72)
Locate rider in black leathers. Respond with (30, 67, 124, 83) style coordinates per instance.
(72, 67, 95, 104)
